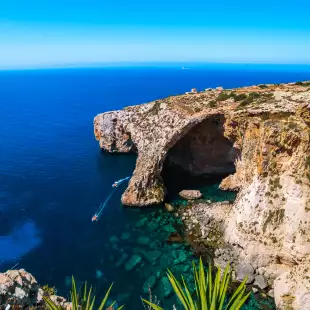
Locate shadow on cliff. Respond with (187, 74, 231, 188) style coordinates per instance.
(162, 115, 240, 201)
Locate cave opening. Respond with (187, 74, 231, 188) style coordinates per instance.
(162, 115, 240, 203)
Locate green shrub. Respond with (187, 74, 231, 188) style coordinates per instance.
(287, 122, 298, 130)
(44, 277, 123, 310)
(216, 92, 232, 101)
(294, 81, 310, 86)
(263, 93, 274, 98)
(258, 84, 268, 89)
(208, 100, 217, 108)
(239, 97, 254, 107)
(194, 107, 203, 112)
(143, 258, 250, 310)
(232, 93, 247, 102)
(248, 92, 260, 99)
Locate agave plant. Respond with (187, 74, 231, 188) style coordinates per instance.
(143, 258, 250, 310)
(44, 276, 124, 310)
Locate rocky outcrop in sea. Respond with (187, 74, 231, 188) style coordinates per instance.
(0, 269, 71, 309)
(94, 82, 310, 309)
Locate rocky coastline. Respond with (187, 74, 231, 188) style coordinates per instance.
(0, 269, 71, 309)
(94, 82, 310, 309)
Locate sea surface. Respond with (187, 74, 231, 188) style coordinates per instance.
(1, 64, 310, 309)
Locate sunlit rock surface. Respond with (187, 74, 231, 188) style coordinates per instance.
(0, 269, 71, 309)
(94, 82, 310, 309)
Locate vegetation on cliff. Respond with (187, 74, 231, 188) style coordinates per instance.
(43, 259, 250, 310)
(143, 259, 250, 310)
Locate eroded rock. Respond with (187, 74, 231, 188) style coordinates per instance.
(235, 263, 255, 284)
(0, 269, 70, 309)
(94, 82, 310, 308)
(125, 254, 142, 271)
(164, 203, 174, 212)
(254, 275, 268, 289)
(179, 190, 202, 200)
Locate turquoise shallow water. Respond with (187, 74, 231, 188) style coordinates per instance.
(0, 65, 304, 308)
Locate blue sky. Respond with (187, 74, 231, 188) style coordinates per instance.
(1, 0, 310, 69)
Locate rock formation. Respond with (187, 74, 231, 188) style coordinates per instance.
(179, 190, 202, 200)
(0, 269, 70, 309)
(94, 82, 310, 309)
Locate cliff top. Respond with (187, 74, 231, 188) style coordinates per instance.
(123, 81, 310, 117)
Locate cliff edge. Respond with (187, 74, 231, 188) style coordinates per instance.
(94, 82, 310, 309)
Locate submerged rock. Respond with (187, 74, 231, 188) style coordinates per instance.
(95, 269, 104, 279)
(149, 240, 161, 249)
(116, 253, 129, 268)
(172, 250, 188, 265)
(159, 276, 173, 298)
(109, 236, 119, 243)
(64, 276, 71, 287)
(162, 224, 176, 233)
(120, 232, 131, 240)
(143, 275, 157, 294)
(125, 254, 142, 271)
(148, 250, 162, 262)
(179, 190, 202, 200)
(135, 218, 147, 228)
(137, 236, 151, 245)
(147, 221, 159, 231)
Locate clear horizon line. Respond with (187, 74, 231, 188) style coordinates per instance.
(1, 61, 310, 71)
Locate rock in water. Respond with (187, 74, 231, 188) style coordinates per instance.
(148, 250, 161, 262)
(116, 253, 129, 268)
(95, 269, 103, 279)
(121, 232, 131, 240)
(137, 236, 151, 245)
(64, 275, 71, 287)
(172, 250, 188, 264)
(164, 203, 174, 212)
(159, 276, 173, 298)
(179, 190, 202, 200)
(125, 254, 142, 271)
(142, 275, 157, 294)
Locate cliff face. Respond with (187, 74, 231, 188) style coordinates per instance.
(94, 99, 208, 206)
(94, 84, 310, 205)
(0, 269, 70, 309)
(94, 82, 310, 309)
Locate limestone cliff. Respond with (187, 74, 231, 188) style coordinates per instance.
(0, 269, 70, 309)
(94, 82, 310, 309)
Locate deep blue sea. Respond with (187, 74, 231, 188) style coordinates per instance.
(1, 64, 310, 309)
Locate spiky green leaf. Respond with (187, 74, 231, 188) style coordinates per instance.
(142, 299, 164, 310)
(98, 283, 114, 310)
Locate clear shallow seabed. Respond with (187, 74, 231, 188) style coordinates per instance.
(1, 64, 310, 308)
